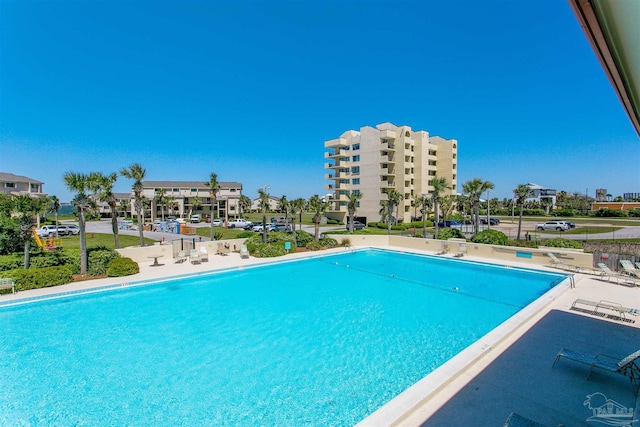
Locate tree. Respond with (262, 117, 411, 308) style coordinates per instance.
(120, 163, 146, 247)
(513, 184, 533, 240)
(258, 187, 271, 243)
(64, 172, 95, 274)
(154, 188, 168, 221)
(291, 198, 307, 231)
(384, 189, 403, 235)
(439, 195, 456, 223)
(188, 197, 202, 219)
(205, 173, 221, 240)
(414, 194, 431, 238)
(346, 191, 363, 233)
(308, 195, 327, 241)
(12, 194, 42, 269)
(277, 195, 291, 231)
(165, 196, 178, 217)
(239, 195, 251, 217)
(430, 176, 450, 239)
(50, 195, 61, 228)
(92, 172, 121, 249)
(462, 178, 494, 234)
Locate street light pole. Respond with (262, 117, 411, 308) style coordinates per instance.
(261, 185, 270, 244)
(486, 190, 491, 229)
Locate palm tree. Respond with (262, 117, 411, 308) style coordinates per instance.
(50, 195, 61, 228)
(384, 189, 403, 235)
(119, 163, 146, 247)
(187, 197, 202, 219)
(430, 176, 450, 239)
(414, 194, 431, 238)
(63, 172, 94, 274)
(258, 187, 271, 243)
(513, 184, 533, 240)
(154, 188, 168, 221)
(277, 195, 291, 231)
(308, 195, 327, 241)
(205, 173, 221, 240)
(118, 199, 129, 218)
(462, 178, 494, 234)
(92, 172, 121, 248)
(165, 196, 178, 218)
(291, 198, 307, 231)
(379, 199, 390, 224)
(346, 191, 363, 233)
(439, 194, 456, 223)
(12, 194, 41, 269)
(239, 195, 251, 217)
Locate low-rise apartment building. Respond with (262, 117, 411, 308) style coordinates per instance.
(324, 122, 457, 224)
(0, 172, 45, 197)
(137, 180, 243, 221)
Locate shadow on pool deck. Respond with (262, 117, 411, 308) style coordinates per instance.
(420, 310, 639, 427)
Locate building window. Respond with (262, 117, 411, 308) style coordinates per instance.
(5, 183, 15, 188)
(340, 179, 349, 184)
(353, 189, 361, 195)
(352, 155, 360, 162)
(230, 188, 237, 192)
(352, 143, 360, 150)
(173, 188, 179, 193)
(429, 160, 437, 166)
(352, 178, 360, 185)
(351, 166, 360, 174)
(191, 189, 197, 193)
(30, 184, 39, 191)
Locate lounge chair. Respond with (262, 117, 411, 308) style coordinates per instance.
(174, 250, 187, 264)
(217, 242, 230, 256)
(503, 412, 548, 427)
(546, 252, 575, 271)
(619, 260, 640, 278)
(0, 278, 16, 294)
(189, 249, 201, 264)
(571, 299, 639, 322)
(453, 242, 467, 258)
(199, 246, 209, 262)
(553, 348, 640, 395)
(435, 242, 449, 255)
(240, 244, 250, 259)
(596, 263, 615, 281)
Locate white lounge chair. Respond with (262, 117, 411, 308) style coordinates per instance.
(240, 244, 250, 259)
(546, 252, 575, 271)
(174, 250, 187, 264)
(571, 299, 639, 321)
(0, 278, 16, 294)
(199, 246, 209, 262)
(620, 260, 640, 278)
(189, 249, 201, 264)
(453, 242, 467, 258)
(435, 242, 449, 255)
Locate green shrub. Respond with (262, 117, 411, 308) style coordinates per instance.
(58, 249, 81, 274)
(543, 238, 583, 249)
(0, 217, 24, 255)
(436, 228, 465, 240)
(253, 243, 288, 257)
(552, 208, 576, 217)
(2, 265, 74, 291)
(106, 257, 139, 277)
(326, 219, 339, 225)
(293, 230, 314, 247)
(319, 237, 338, 248)
(471, 229, 508, 245)
(376, 222, 388, 229)
(522, 209, 547, 216)
(340, 237, 351, 247)
(0, 254, 23, 272)
(236, 231, 254, 238)
(306, 241, 323, 251)
(368, 222, 378, 228)
(88, 248, 119, 276)
(593, 209, 628, 218)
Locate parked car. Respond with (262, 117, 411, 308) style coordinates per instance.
(557, 220, 576, 228)
(243, 221, 260, 230)
(211, 219, 224, 227)
(36, 225, 60, 237)
(346, 221, 366, 231)
(536, 220, 569, 231)
(437, 220, 461, 228)
(252, 223, 278, 232)
(228, 218, 251, 228)
(190, 214, 201, 223)
(65, 225, 80, 235)
(479, 218, 500, 225)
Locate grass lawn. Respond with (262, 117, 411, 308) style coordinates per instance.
(54, 233, 156, 249)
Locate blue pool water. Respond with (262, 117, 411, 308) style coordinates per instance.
(0, 249, 566, 426)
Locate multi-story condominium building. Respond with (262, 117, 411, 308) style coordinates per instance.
(324, 122, 458, 224)
(0, 172, 45, 197)
(524, 183, 557, 210)
(96, 193, 133, 218)
(250, 195, 280, 212)
(136, 180, 243, 221)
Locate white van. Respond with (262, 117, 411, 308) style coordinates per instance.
(190, 214, 201, 223)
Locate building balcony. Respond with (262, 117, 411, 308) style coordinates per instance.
(324, 138, 349, 149)
(379, 129, 396, 140)
(325, 173, 341, 181)
(325, 150, 350, 160)
(380, 167, 395, 176)
(325, 162, 341, 170)
(380, 155, 396, 164)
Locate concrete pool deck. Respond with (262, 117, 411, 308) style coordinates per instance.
(2, 245, 639, 426)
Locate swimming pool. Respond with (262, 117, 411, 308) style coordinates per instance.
(0, 249, 567, 426)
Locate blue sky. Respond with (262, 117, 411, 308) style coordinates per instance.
(1, 0, 638, 203)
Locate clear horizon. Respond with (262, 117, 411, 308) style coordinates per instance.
(1, 0, 638, 204)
